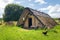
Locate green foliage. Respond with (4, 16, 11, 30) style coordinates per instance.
(3, 4, 24, 22)
(0, 25, 60, 40)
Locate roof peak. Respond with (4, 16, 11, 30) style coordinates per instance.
(25, 7, 43, 13)
(25, 7, 50, 17)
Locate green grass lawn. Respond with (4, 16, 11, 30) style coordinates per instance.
(0, 25, 60, 40)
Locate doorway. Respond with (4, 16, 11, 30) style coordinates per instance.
(28, 18, 32, 28)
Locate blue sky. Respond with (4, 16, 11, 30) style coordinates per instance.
(0, 0, 60, 18)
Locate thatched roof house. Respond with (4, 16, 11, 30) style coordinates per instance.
(17, 8, 57, 29)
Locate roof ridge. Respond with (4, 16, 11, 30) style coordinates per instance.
(25, 7, 50, 17)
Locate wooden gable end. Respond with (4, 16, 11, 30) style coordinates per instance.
(17, 9, 30, 25)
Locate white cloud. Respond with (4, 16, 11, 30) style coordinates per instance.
(40, 6, 52, 11)
(0, 0, 14, 18)
(0, 0, 14, 8)
(39, 4, 60, 18)
(0, 8, 4, 18)
(35, 0, 47, 4)
(29, 4, 34, 7)
(0, 15, 3, 18)
(27, 3, 35, 8)
(28, 0, 31, 2)
(49, 13, 60, 18)
(15, 1, 21, 4)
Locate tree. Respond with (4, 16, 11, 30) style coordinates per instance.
(3, 4, 24, 22)
(58, 18, 60, 22)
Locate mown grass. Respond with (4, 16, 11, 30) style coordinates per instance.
(0, 25, 60, 40)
